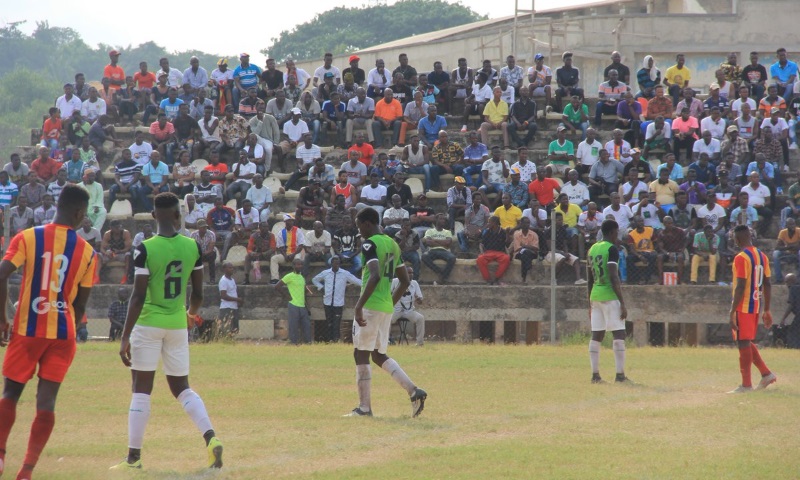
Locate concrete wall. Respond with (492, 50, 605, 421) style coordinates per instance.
(52, 283, 788, 345)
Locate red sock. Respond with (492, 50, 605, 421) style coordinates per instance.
(750, 343, 771, 376)
(21, 410, 55, 471)
(739, 347, 753, 387)
(0, 397, 18, 456)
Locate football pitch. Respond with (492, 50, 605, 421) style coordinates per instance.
(1, 342, 798, 479)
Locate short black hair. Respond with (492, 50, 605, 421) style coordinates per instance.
(601, 219, 619, 236)
(154, 191, 179, 210)
(355, 207, 380, 226)
(734, 224, 750, 233)
(57, 184, 89, 211)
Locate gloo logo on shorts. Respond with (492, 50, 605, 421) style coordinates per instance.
(32, 296, 69, 314)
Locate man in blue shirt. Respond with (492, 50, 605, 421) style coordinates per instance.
(132, 151, 170, 212)
(233, 53, 262, 113)
(462, 131, 489, 187)
(322, 92, 347, 148)
(159, 87, 184, 121)
(417, 105, 447, 147)
(770, 47, 798, 101)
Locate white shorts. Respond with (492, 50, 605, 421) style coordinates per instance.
(353, 309, 392, 354)
(544, 251, 579, 265)
(530, 86, 550, 97)
(130, 325, 190, 376)
(590, 300, 625, 332)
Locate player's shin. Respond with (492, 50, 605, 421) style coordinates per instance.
(177, 389, 214, 441)
(0, 397, 17, 471)
(738, 345, 753, 387)
(356, 364, 372, 412)
(612, 339, 626, 374)
(589, 340, 601, 374)
(20, 410, 55, 474)
(381, 358, 416, 395)
(128, 393, 151, 458)
(749, 344, 770, 376)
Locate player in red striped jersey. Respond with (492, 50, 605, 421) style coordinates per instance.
(0, 185, 96, 479)
(728, 225, 777, 393)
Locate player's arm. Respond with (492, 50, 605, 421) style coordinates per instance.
(392, 263, 410, 307)
(607, 247, 627, 319)
(586, 260, 594, 298)
(730, 260, 746, 332)
(354, 240, 380, 327)
(188, 253, 204, 316)
(72, 285, 92, 330)
(762, 275, 772, 328)
(119, 244, 149, 366)
(0, 260, 17, 345)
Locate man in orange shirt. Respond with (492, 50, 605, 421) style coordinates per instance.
(728, 224, 777, 393)
(133, 61, 157, 91)
(103, 50, 125, 91)
(527, 166, 561, 210)
(348, 132, 375, 167)
(372, 88, 403, 148)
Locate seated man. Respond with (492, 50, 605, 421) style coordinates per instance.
(561, 95, 590, 141)
(507, 86, 538, 148)
(331, 215, 362, 275)
(616, 92, 643, 148)
(476, 215, 510, 285)
(773, 217, 800, 283)
(511, 216, 539, 284)
(422, 213, 456, 284)
(690, 224, 720, 285)
(588, 149, 623, 199)
(656, 216, 687, 284)
(395, 218, 421, 280)
(543, 212, 587, 285)
(246, 173, 274, 223)
(372, 88, 403, 148)
(547, 126, 576, 177)
(391, 265, 425, 346)
(303, 220, 332, 277)
(459, 191, 491, 252)
(478, 146, 510, 206)
(384, 194, 410, 238)
(461, 72, 492, 132)
(226, 151, 256, 208)
(554, 52, 584, 113)
(284, 132, 321, 191)
(33, 193, 56, 226)
(479, 86, 510, 148)
(626, 214, 658, 284)
(100, 220, 132, 282)
(245, 222, 275, 284)
(642, 116, 672, 157)
(190, 219, 217, 284)
(132, 151, 169, 213)
(207, 196, 236, 261)
(595, 69, 628, 126)
(355, 172, 387, 216)
(270, 214, 306, 283)
(740, 171, 773, 236)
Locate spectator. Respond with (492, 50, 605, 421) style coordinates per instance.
(4, 153, 29, 188)
(730, 191, 759, 231)
(107, 287, 128, 341)
(63, 149, 86, 185)
(760, 108, 790, 169)
(296, 91, 321, 144)
(312, 255, 362, 342)
(332, 214, 361, 275)
(30, 146, 62, 185)
(548, 126, 576, 176)
(602, 192, 634, 232)
(529, 166, 562, 210)
(476, 215, 510, 285)
(190, 219, 217, 284)
(217, 261, 242, 334)
(740, 171, 773, 235)
(303, 220, 332, 277)
(56, 83, 83, 124)
(636, 55, 661, 99)
(248, 103, 279, 172)
(645, 85, 673, 121)
(689, 224, 720, 285)
(422, 214, 456, 285)
(656, 216, 687, 284)
(270, 214, 305, 283)
(100, 220, 132, 282)
(561, 95, 590, 141)
(773, 218, 800, 283)
(511, 146, 537, 183)
(207, 196, 236, 261)
(523, 197, 549, 237)
(132, 151, 169, 213)
(554, 192, 582, 253)
(149, 112, 177, 165)
(554, 52, 583, 112)
(527, 53, 553, 111)
(348, 132, 376, 168)
(562, 168, 590, 208)
(372, 88, 403, 148)
(494, 192, 523, 231)
(752, 127, 783, 171)
(391, 265, 425, 346)
(461, 72, 492, 133)
(188, 88, 214, 121)
(507, 86, 538, 148)
(663, 54, 691, 106)
(109, 148, 140, 206)
(384, 194, 410, 238)
(575, 128, 602, 176)
(345, 87, 375, 146)
(642, 116, 672, 158)
(171, 150, 196, 198)
(595, 69, 628, 126)
(77, 169, 106, 229)
(0, 170, 18, 209)
(266, 88, 294, 129)
(623, 149, 654, 182)
(688, 153, 716, 189)
(621, 168, 649, 208)
(770, 47, 798, 101)
(385, 170, 413, 207)
(233, 199, 260, 251)
(604, 51, 631, 84)
(511, 216, 539, 284)
(20, 171, 46, 209)
(244, 222, 275, 284)
(672, 108, 700, 164)
(226, 151, 256, 207)
(479, 86, 510, 148)
(626, 215, 658, 284)
(704, 85, 730, 119)
(395, 218, 421, 280)
(669, 190, 697, 231)
(7, 195, 32, 237)
(578, 202, 602, 248)
(588, 149, 624, 200)
(193, 169, 223, 217)
(32, 193, 55, 226)
(321, 92, 347, 148)
(616, 92, 643, 148)
(781, 177, 800, 229)
(244, 173, 272, 223)
(604, 128, 632, 165)
(389, 72, 414, 106)
(81, 87, 107, 123)
(479, 146, 510, 206)
(632, 191, 664, 230)
(401, 135, 435, 192)
(218, 104, 250, 156)
(431, 130, 465, 181)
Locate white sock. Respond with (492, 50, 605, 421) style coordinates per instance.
(356, 365, 372, 412)
(128, 393, 151, 449)
(613, 339, 626, 375)
(589, 340, 601, 374)
(177, 389, 214, 435)
(381, 358, 416, 395)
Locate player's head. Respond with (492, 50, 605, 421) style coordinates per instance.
(601, 219, 619, 242)
(55, 184, 90, 229)
(222, 261, 234, 276)
(292, 257, 304, 272)
(152, 192, 180, 228)
(733, 224, 751, 248)
(355, 207, 380, 237)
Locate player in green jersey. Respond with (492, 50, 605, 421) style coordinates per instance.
(586, 220, 631, 384)
(347, 207, 427, 418)
(112, 193, 223, 470)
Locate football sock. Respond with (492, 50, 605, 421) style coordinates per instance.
(128, 393, 151, 450)
(0, 397, 17, 458)
(21, 410, 55, 471)
(738, 346, 753, 387)
(381, 358, 416, 395)
(356, 364, 372, 412)
(177, 389, 214, 437)
(589, 340, 601, 374)
(612, 340, 626, 375)
(750, 343, 770, 376)
(203, 430, 216, 446)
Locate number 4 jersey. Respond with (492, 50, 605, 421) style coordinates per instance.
(360, 234, 402, 313)
(134, 234, 203, 329)
(4, 224, 96, 340)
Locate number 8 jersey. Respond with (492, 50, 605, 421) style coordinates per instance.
(134, 234, 203, 329)
(360, 234, 401, 313)
(4, 224, 96, 340)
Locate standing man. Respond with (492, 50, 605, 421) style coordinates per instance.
(347, 208, 427, 417)
(728, 224, 777, 393)
(391, 265, 425, 346)
(218, 262, 242, 334)
(274, 258, 311, 345)
(312, 255, 362, 343)
(586, 220, 631, 384)
(113, 193, 223, 470)
(0, 185, 96, 480)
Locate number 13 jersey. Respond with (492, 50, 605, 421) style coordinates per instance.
(360, 234, 401, 313)
(588, 240, 620, 302)
(134, 234, 202, 329)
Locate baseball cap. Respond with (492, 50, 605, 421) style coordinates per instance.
(510, 168, 521, 175)
(291, 107, 302, 115)
(771, 107, 781, 114)
(709, 82, 720, 90)
(196, 219, 208, 227)
(324, 72, 335, 78)
(630, 148, 641, 154)
(108, 49, 120, 56)
(557, 125, 567, 132)
(417, 193, 427, 199)
(283, 213, 294, 220)
(349, 55, 360, 63)
(454, 176, 466, 184)
(239, 52, 250, 58)
(534, 53, 544, 61)
(727, 125, 739, 133)
(217, 58, 228, 66)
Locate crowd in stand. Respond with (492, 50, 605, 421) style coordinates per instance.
(9, 46, 800, 289)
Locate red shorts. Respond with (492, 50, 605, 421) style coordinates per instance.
(2, 335, 76, 384)
(733, 312, 759, 342)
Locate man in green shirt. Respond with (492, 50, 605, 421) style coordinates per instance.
(547, 125, 576, 177)
(347, 207, 427, 418)
(114, 192, 223, 471)
(561, 95, 589, 140)
(275, 257, 311, 344)
(586, 219, 632, 384)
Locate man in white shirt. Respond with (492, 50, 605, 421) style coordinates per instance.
(313, 53, 342, 86)
(355, 172, 387, 216)
(366, 58, 391, 99)
(81, 87, 106, 122)
(695, 190, 727, 235)
(602, 192, 634, 231)
(226, 151, 257, 207)
(56, 83, 83, 121)
(312, 255, 362, 342)
(391, 265, 425, 346)
(575, 127, 602, 175)
(245, 173, 274, 222)
(282, 108, 310, 149)
(157, 57, 185, 88)
(730, 86, 757, 116)
(218, 262, 243, 334)
(561, 169, 590, 208)
(740, 171, 773, 235)
(700, 107, 726, 140)
(128, 130, 153, 166)
(692, 130, 721, 163)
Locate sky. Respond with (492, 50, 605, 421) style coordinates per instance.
(2, 0, 591, 66)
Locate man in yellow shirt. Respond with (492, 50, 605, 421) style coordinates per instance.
(663, 53, 691, 107)
(372, 88, 403, 148)
(493, 192, 522, 231)
(554, 192, 582, 253)
(649, 168, 680, 211)
(480, 86, 510, 148)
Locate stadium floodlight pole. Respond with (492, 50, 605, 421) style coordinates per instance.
(550, 207, 557, 343)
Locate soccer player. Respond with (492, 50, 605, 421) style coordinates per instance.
(586, 220, 632, 384)
(347, 207, 427, 417)
(0, 185, 97, 480)
(112, 192, 223, 470)
(728, 224, 777, 393)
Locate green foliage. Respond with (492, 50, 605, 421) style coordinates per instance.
(262, 0, 486, 62)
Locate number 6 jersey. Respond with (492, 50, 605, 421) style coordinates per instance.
(360, 234, 401, 313)
(134, 234, 203, 329)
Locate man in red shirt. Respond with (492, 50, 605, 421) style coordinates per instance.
(30, 147, 63, 185)
(348, 132, 375, 167)
(528, 166, 561, 210)
(203, 152, 229, 186)
(103, 50, 125, 91)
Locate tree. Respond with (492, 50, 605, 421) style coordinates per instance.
(261, 0, 486, 63)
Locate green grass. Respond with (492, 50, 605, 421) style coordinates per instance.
(1, 342, 798, 479)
